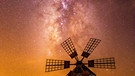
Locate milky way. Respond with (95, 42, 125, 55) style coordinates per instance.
(37, 0, 102, 58)
(0, 0, 135, 76)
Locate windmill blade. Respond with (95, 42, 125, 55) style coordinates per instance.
(88, 57, 116, 69)
(45, 59, 70, 72)
(61, 37, 78, 60)
(81, 38, 101, 58)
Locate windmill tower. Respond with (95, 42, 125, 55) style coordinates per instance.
(45, 37, 116, 76)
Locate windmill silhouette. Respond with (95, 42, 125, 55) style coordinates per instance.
(45, 37, 116, 76)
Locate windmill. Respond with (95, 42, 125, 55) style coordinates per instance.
(45, 37, 116, 76)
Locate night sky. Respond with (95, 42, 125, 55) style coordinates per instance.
(0, 0, 135, 76)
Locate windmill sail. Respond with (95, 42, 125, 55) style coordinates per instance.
(88, 57, 116, 69)
(45, 59, 70, 72)
(45, 37, 116, 76)
(81, 38, 101, 58)
(61, 37, 78, 60)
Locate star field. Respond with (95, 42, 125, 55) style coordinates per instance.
(0, 0, 135, 76)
